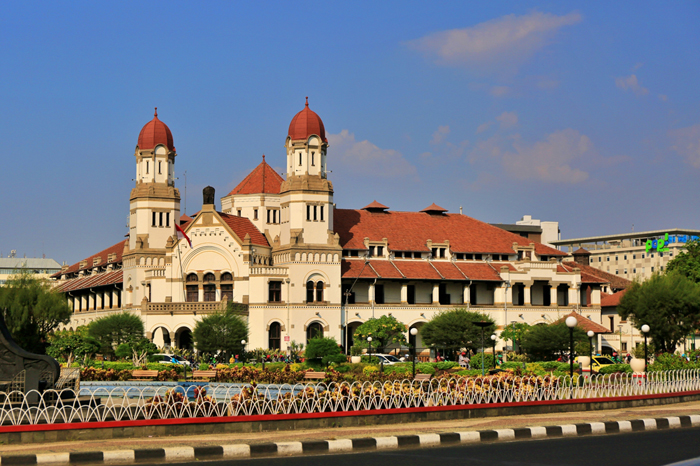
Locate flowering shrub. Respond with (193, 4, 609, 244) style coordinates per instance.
(80, 367, 131, 381)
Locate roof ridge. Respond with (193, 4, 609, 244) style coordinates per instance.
(388, 258, 405, 278)
(428, 260, 444, 279)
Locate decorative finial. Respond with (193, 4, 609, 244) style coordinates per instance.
(154, 107, 158, 117)
(262, 154, 265, 161)
(305, 96, 309, 107)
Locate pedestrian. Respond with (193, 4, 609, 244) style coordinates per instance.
(459, 352, 468, 369)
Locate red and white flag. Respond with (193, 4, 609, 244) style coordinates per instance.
(175, 223, 192, 248)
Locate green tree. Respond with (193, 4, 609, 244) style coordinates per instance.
(353, 315, 407, 352)
(88, 313, 146, 357)
(419, 309, 496, 357)
(305, 337, 342, 366)
(193, 309, 248, 360)
(520, 322, 587, 361)
(46, 326, 100, 365)
(115, 338, 158, 366)
(618, 271, 700, 354)
(0, 271, 72, 353)
(499, 322, 531, 354)
(666, 239, 700, 283)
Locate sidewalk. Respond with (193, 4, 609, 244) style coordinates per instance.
(0, 401, 699, 460)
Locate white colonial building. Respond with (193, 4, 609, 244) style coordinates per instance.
(54, 101, 623, 355)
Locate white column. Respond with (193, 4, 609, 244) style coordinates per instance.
(432, 283, 439, 304)
(463, 285, 470, 305)
(400, 284, 408, 304)
(550, 285, 558, 307)
(369, 283, 375, 303)
(112, 289, 119, 309)
(524, 286, 531, 306)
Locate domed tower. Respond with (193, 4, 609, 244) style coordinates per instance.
(123, 109, 181, 306)
(279, 98, 336, 246)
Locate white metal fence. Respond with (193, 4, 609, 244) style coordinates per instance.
(0, 370, 698, 426)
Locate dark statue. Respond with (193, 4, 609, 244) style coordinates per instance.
(0, 316, 60, 401)
(203, 186, 215, 205)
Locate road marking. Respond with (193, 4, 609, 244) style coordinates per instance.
(36, 453, 69, 463)
(618, 421, 632, 432)
(328, 439, 353, 452)
(530, 426, 547, 438)
(222, 444, 251, 457)
(496, 429, 515, 440)
(590, 422, 606, 434)
(561, 425, 577, 436)
(375, 437, 398, 449)
(164, 447, 194, 459)
(418, 433, 441, 446)
(277, 442, 303, 455)
(458, 431, 481, 443)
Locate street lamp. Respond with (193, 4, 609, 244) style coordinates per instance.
(474, 321, 491, 376)
(490, 334, 497, 369)
(587, 330, 594, 378)
(367, 336, 373, 363)
(410, 328, 418, 379)
(565, 316, 577, 379)
(241, 339, 246, 366)
(641, 324, 650, 372)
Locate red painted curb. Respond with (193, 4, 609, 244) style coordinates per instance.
(1, 390, 698, 434)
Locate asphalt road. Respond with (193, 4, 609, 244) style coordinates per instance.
(135, 427, 700, 466)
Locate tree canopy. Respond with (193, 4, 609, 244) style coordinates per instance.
(520, 322, 587, 361)
(419, 309, 496, 355)
(46, 326, 100, 365)
(193, 309, 248, 360)
(499, 322, 530, 354)
(353, 315, 407, 351)
(618, 271, 700, 354)
(0, 271, 72, 353)
(88, 313, 146, 357)
(666, 239, 700, 284)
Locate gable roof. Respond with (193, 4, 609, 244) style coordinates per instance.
(601, 289, 627, 307)
(333, 208, 566, 256)
(218, 212, 269, 247)
(555, 311, 611, 334)
(561, 261, 632, 290)
(52, 240, 126, 278)
(340, 258, 504, 281)
(228, 156, 284, 196)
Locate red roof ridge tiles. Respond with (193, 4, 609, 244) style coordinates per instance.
(601, 289, 627, 307)
(228, 156, 284, 196)
(218, 211, 269, 247)
(53, 240, 127, 277)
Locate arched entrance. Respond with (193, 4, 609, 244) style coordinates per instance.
(346, 321, 362, 350)
(409, 323, 427, 361)
(151, 326, 171, 348)
(306, 322, 323, 343)
(269, 322, 281, 350)
(176, 327, 193, 350)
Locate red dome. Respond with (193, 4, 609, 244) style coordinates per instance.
(137, 108, 174, 151)
(288, 97, 327, 142)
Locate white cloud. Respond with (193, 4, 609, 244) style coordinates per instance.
(327, 130, 418, 178)
(669, 123, 700, 168)
(476, 121, 492, 134)
(490, 85, 511, 97)
(615, 74, 649, 96)
(501, 129, 593, 183)
(430, 125, 450, 145)
(405, 11, 582, 73)
(496, 111, 518, 128)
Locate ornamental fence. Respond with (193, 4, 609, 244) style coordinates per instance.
(0, 370, 699, 427)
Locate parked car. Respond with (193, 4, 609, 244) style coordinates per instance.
(591, 356, 615, 372)
(371, 354, 403, 365)
(152, 354, 192, 367)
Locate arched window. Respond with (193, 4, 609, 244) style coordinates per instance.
(306, 281, 315, 303)
(221, 272, 233, 281)
(269, 322, 281, 350)
(306, 322, 323, 342)
(186, 273, 198, 282)
(203, 272, 216, 282)
(316, 281, 324, 302)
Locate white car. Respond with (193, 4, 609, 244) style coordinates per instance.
(152, 354, 192, 367)
(371, 354, 404, 365)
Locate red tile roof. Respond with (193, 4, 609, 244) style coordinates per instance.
(555, 311, 611, 334)
(227, 155, 284, 196)
(393, 261, 442, 280)
(454, 262, 503, 281)
(52, 240, 127, 277)
(420, 203, 448, 213)
(572, 248, 591, 255)
(288, 97, 327, 142)
(334, 208, 566, 256)
(340, 258, 505, 281)
(180, 214, 193, 224)
(137, 108, 174, 151)
(368, 260, 404, 279)
(601, 290, 626, 307)
(431, 261, 467, 280)
(561, 261, 631, 290)
(341, 259, 377, 279)
(362, 200, 389, 211)
(218, 212, 269, 247)
(54, 270, 123, 293)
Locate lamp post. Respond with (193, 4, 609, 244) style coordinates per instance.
(490, 334, 497, 369)
(410, 328, 418, 379)
(474, 321, 491, 376)
(367, 336, 373, 364)
(565, 316, 577, 379)
(241, 339, 246, 366)
(587, 330, 594, 377)
(641, 324, 650, 372)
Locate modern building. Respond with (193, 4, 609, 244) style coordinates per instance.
(0, 252, 62, 286)
(53, 102, 624, 355)
(492, 215, 560, 249)
(551, 229, 700, 282)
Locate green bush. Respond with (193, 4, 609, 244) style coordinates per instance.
(261, 362, 286, 372)
(305, 337, 342, 360)
(599, 364, 632, 374)
(322, 353, 348, 367)
(360, 355, 380, 364)
(455, 369, 483, 377)
(471, 353, 496, 370)
(199, 363, 209, 371)
(436, 361, 459, 370)
(540, 361, 560, 371)
(334, 364, 351, 373)
(500, 362, 524, 371)
(415, 363, 435, 375)
(383, 364, 411, 375)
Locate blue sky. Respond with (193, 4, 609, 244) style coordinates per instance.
(1, 1, 699, 264)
